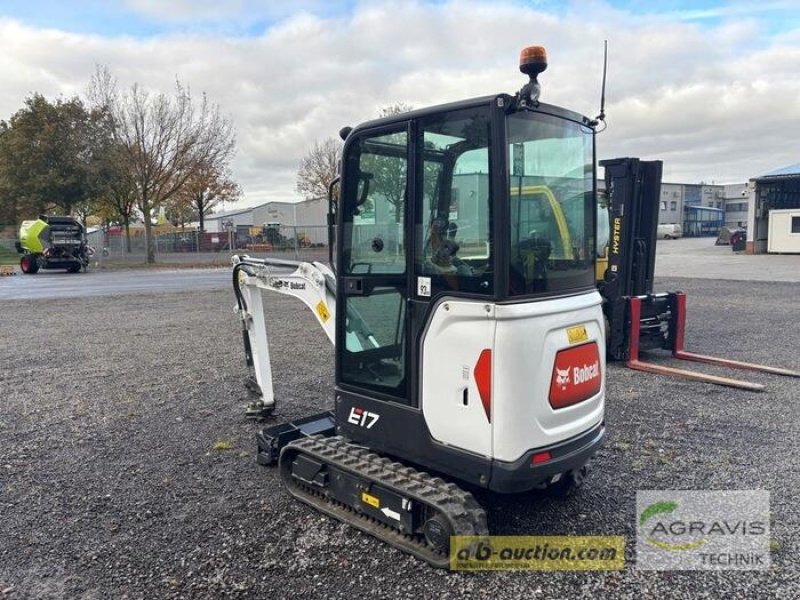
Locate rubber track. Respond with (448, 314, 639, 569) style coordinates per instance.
(280, 435, 488, 569)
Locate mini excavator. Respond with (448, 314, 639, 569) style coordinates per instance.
(232, 45, 607, 567)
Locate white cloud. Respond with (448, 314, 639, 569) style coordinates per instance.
(1, 0, 799, 206)
(123, 0, 336, 26)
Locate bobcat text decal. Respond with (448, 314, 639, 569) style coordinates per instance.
(549, 342, 602, 409)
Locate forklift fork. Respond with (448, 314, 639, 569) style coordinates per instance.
(625, 293, 800, 391)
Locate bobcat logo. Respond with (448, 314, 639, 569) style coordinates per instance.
(555, 367, 571, 389)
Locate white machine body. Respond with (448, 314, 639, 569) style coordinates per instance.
(420, 291, 605, 462)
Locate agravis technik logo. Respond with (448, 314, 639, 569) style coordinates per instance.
(636, 491, 770, 571)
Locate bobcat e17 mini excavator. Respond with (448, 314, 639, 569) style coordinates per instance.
(232, 46, 606, 567)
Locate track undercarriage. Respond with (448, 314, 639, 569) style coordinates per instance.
(279, 435, 488, 568)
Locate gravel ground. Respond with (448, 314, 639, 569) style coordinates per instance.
(1, 277, 799, 599)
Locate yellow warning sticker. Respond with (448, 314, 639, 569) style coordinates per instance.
(316, 301, 331, 323)
(361, 491, 380, 508)
(567, 325, 589, 344)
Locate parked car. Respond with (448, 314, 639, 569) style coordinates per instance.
(657, 223, 682, 239)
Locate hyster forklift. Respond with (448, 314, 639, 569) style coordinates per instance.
(232, 46, 606, 567)
(596, 157, 800, 390)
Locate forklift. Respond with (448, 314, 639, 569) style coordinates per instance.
(232, 45, 606, 567)
(596, 157, 800, 390)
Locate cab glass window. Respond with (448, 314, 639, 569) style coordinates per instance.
(342, 129, 408, 275)
(415, 107, 493, 295)
(507, 112, 594, 295)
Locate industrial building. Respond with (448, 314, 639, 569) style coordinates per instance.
(723, 183, 749, 229)
(204, 197, 328, 232)
(748, 163, 800, 254)
(197, 163, 800, 254)
(203, 197, 329, 245)
(655, 182, 726, 237)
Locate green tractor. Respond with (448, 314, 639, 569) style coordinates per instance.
(16, 216, 92, 274)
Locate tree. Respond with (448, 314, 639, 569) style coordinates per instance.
(0, 94, 94, 224)
(168, 161, 241, 232)
(378, 103, 413, 118)
(88, 67, 236, 263)
(296, 137, 342, 203)
(0, 123, 17, 225)
(295, 105, 414, 209)
(88, 134, 138, 251)
(370, 103, 414, 223)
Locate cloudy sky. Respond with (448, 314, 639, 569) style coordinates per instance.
(1, 0, 798, 207)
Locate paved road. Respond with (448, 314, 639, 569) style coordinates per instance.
(0, 267, 231, 300)
(653, 236, 800, 282)
(1, 237, 797, 300)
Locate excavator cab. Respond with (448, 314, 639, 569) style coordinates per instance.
(336, 98, 597, 402)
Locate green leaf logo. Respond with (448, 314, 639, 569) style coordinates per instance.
(640, 501, 678, 525)
(640, 500, 708, 552)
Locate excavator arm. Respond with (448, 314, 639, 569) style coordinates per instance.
(232, 255, 337, 417)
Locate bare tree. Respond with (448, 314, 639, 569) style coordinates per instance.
(378, 103, 413, 118)
(168, 161, 241, 232)
(295, 105, 413, 207)
(88, 67, 236, 263)
(296, 137, 341, 202)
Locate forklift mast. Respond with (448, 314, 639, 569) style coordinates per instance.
(600, 157, 663, 299)
(599, 157, 664, 359)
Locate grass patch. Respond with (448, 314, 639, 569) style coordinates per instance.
(0, 246, 19, 266)
(212, 439, 232, 451)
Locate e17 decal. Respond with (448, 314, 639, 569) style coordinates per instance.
(348, 407, 380, 429)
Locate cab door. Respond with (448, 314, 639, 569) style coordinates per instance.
(411, 105, 496, 454)
(337, 125, 410, 403)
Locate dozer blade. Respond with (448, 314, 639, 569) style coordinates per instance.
(279, 435, 488, 569)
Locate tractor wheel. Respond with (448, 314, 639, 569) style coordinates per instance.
(20, 254, 40, 274)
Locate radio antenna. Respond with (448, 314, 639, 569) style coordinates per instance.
(592, 40, 608, 130)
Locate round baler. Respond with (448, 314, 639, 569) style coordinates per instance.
(17, 216, 91, 274)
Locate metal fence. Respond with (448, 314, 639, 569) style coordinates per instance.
(1, 224, 331, 266)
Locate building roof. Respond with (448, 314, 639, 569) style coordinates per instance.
(206, 197, 325, 221)
(757, 163, 800, 180)
(684, 205, 724, 213)
(205, 206, 255, 220)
